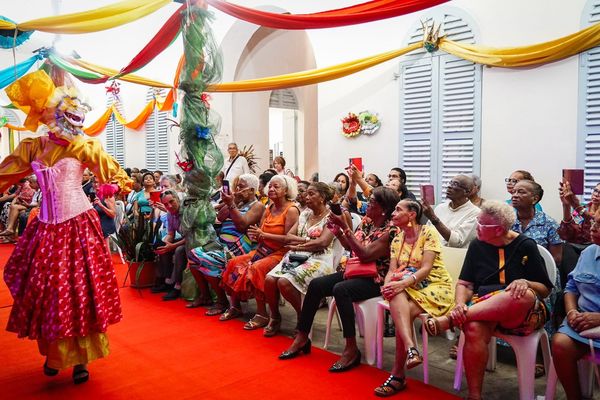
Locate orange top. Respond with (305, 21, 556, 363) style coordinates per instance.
(260, 201, 297, 251)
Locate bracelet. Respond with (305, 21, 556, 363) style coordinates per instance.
(410, 274, 417, 283)
(343, 228, 352, 236)
(566, 309, 578, 317)
(561, 217, 574, 224)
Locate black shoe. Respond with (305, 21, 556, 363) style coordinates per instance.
(162, 289, 181, 301)
(151, 283, 171, 294)
(279, 339, 311, 360)
(72, 365, 89, 384)
(43, 361, 58, 377)
(328, 350, 361, 372)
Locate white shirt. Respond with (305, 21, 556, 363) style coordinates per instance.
(429, 200, 480, 248)
(222, 154, 249, 181)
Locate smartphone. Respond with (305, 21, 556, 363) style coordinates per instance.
(420, 184, 435, 205)
(222, 179, 230, 195)
(149, 191, 162, 203)
(89, 192, 96, 202)
(349, 157, 363, 172)
(329, 202, 342, 215)
(563, 169, 584, 195)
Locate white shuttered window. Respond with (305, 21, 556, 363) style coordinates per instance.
(145, 89, 170, 172)
(104, 98, 125, 166)
(400, 13, 481, 202)
(578, 1, 600, 201)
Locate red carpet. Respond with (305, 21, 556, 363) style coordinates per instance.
(0, 243, 459, 399)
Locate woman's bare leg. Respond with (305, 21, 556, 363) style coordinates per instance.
(551, 333, 589, 400)
(388, 292, 425, 376)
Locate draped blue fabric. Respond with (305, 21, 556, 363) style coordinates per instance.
(0, 55, 41, 89)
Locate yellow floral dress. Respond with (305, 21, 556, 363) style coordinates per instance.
(389, 225, 454, 317)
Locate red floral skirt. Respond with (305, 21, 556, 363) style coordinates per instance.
(4, 209, 122, 342)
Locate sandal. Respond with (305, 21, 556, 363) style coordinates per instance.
(424, 315, 453, 337)
(186, 297, 213, 308)
(243, 314, 269, 330)
(0, 236, 16, 244)
(205, 304, 228, 316)
(535, 363, 545, 378)
(0, 229, 14, 237)
(219, 306, 242, 321)
(406, 347, 423, 370)
(43, 361, 58, 377)
(374, 375, 406, 397)
(263, 318, 282, 337)
(449, 343, 458, 360)
(72, 364, 89, 384)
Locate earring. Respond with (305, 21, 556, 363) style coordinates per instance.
(381, 212, 385, 216)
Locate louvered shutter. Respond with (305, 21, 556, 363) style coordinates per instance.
(400, 12, 480, 202)
(400, 59, 435, 196)
(104, 97, 126, 166)
(579, 2, 600, 200)
(438, 55, 481, 193)
(145, 89, 170, 172)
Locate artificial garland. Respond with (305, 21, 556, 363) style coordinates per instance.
(341, 111, 381, 138)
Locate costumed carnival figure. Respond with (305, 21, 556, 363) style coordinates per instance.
(0, 70, 131, 384)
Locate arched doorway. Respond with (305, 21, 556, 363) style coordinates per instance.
(269, 89, 299, 175)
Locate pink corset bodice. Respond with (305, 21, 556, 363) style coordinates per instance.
(31, 158, 92, 224)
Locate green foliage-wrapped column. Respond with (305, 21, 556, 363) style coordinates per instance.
(178, 4, 224, 251)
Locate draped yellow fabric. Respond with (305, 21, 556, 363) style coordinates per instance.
(207, 42, 423, 92)
(15, 0, 171, 34)
(84, 107, 113, 137)
(68, 58, 173, 88)
(439, 22, 600, 67)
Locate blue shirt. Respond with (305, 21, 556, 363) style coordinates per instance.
(565, 244, 600, 313)
(512, 209, 562, 248)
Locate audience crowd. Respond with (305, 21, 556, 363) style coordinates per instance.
(3, 140, 599, 400)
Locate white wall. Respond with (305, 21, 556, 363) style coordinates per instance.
(0, 0, 592, 221)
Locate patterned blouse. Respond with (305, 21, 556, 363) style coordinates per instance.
(512, 209, 562, 248)
(353, 218, 394, 281)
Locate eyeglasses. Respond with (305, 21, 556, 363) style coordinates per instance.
(593, 188, 600, 195)
(448, 180, 469, 191)
(477, 222, 502, 229)
(505, 178, 519, 184)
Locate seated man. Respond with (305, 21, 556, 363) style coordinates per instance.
(421, 174, 480, 248)
(153, 190, 187, 301)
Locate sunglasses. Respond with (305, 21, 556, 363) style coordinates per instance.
(477, 221, 502, 229)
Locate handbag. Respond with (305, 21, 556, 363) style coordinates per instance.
(343, 257, 378, 279)
(281, 253, 310, 274)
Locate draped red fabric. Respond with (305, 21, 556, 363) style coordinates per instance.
(205, 0, 450, 29)
(116, 4, 185, 77)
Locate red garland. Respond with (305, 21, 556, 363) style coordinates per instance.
(341, 113, 361, 138)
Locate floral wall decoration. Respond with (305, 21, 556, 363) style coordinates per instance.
(341, 110, 380, 138)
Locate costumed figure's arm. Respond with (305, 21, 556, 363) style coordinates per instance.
(0, 138, 39, 194)
(75, 139, 132, 192)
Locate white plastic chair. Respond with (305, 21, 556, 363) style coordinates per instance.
(375, 300, 427, 380)
(323, 296, 382, 365)
(453, 244, 556, 400)
(350, 213, 362, 232)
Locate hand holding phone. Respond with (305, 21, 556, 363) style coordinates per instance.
(420, 184, 435, 205)
(222, 179, 230, 195)
(149, 191, 162, 203)
(329, 202, 342, 215)
(562, 169, 584, 195)
(349, 157, 363, 173)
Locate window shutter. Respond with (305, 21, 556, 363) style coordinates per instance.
(104, 97, 126, 166)
(438, 55, 481, 192)
(579, 2, 600, 200)
(400, 59, 435, 196)
(400, 12, 480, 202)
(145, 89, 171, 173)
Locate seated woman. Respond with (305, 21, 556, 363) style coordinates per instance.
(552, 216, 600, 400)
(505, 169, 542, 210)
(187, 174, 264, 314)
(92, 182, 118, 253)
(220, 175, 299, 330)
(424, 201, 553, 400)
(264, 182, 335, 337)
(374, 199, 454, 397)
(558, 180, 600, 245)
(0, 176, 37, 242)
(278, 187, 401, 370)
